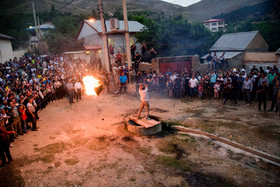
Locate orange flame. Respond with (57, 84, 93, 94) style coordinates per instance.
(82, 76, 101, 96)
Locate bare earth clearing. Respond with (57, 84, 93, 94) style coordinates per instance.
(0, 92, 279, 187)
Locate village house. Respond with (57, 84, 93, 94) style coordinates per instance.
(0, 33, 14, 64)
(203, 19, 225, 32)
(76, 18, 145, 69)
(198, 30, 271, 72)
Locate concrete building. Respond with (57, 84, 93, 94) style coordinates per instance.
(76, 19, 145, 70)
(203, 19, 225, 32)
(200, 31, 269, 71)
(0, 33, 14, 64)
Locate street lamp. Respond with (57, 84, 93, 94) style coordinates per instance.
(89, 18, 96, 23)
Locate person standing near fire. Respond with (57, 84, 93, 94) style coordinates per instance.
(137, 83, 149, 121)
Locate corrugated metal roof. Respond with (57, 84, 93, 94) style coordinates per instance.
(84, 20, 145, 33)
(201, 52, 242, 59)
(210, 31, 259, 51)
(26, 23, 55, 31)
(0, 33, 14, 40)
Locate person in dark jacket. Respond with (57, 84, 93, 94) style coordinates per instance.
(0, 117, 15, 167)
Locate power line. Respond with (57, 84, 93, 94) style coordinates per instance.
(57, 0, 76, 11)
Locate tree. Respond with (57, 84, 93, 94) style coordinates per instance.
(45, 15, 83, 54)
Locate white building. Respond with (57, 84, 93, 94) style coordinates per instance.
(0, 33, 14, 64)
(203, 19, 225, 32)
(76, 18, 145, 70)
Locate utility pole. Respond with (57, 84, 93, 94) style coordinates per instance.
(37, 16, 42, 42)
(98, 0, 110, 72)
(37, 16, 42, 55)
(122, 0, 132, 69)
(32, 2, 38, 42)
(32, 2, 39, 55)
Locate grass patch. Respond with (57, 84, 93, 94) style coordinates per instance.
(199, 120, 240, 134)
(129, 176, 136, 182)
(156, 155, 191, 171)
(162, 121, 187, 127)
(180, 97, 194, 103)
(94, 162, 118, 172)
(54, 161, 61, 167)
(71, 136, 90, 147)
(157, 135, 196, 154)
(138, 146, 152, 155)
(227, 150, 245, 161)
(39, 154, 55, 163)
(34, 142, 69, 154)
(185, 108, 205, 117)
(87, 138, 110, 151)
(65, 157, 79, 166)
(117, 167, 127, 179)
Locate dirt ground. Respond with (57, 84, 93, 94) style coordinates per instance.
(0, 92, 280, 187)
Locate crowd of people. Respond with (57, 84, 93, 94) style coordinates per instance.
(133, 65, 280, 114)
(0, 55, 100, 167)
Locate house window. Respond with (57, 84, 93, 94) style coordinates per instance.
(212, 28, 217, 31)
(218, 21, 224, 25)
(211, 22, 217, 26)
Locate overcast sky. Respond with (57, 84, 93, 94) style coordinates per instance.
(162, 0, 201, 7)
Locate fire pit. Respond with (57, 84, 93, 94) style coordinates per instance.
(125, 116, 162, 135)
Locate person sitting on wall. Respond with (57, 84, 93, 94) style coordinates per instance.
(133, 52, 142, 71)
(115, 51, 122, 66)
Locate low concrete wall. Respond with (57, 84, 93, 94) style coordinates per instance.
(192, 56, 209, 73)
(228, 53, 244, 70)
(244, 52, 278, 63)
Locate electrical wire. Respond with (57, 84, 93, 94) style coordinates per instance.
(57, 0, 76, 11)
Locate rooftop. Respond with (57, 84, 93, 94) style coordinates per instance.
(210, 31, 260, 51)
(0, 33, 14, 40)
(83, 19, 145, 33)
(203, 19, 225, 23)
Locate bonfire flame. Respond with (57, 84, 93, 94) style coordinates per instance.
(82, 76, 102, 96)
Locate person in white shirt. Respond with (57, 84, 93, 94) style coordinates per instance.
(137, 83, 149, 120)
(170, 73, 177, 82)
(189, 75, 198, 98)
(27, 99, 37, 131)
(74, 79, 82, 101)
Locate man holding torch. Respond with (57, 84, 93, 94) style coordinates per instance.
(137, 83, 149, 121)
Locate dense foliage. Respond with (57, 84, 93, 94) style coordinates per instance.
(132, 15, 214, 57)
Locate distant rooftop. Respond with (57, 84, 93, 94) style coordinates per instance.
(26, 23, 55, 31)
(203, 19, 224, 23)
(0, 33, 14, 40)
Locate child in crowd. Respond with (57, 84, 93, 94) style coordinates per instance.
(214, 82, 220, 99)
(198, 82, 203, 100)
(167, 79, 173, 97)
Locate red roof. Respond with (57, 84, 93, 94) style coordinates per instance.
(84, 45, 102, 50)
(203, 19, 225, 24)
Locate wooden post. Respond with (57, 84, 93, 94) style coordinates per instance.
(99, 0, 110, 72)
(122, 0, 132, 69)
